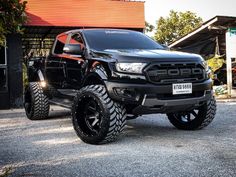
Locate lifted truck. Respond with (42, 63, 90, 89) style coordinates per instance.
(24, 29, 216, 144)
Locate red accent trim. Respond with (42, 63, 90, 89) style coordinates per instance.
(56, 54, 84, 62)
(92, 61, 101, 68)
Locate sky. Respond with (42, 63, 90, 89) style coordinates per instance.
(145, 0, 236, 27)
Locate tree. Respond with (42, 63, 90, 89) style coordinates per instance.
(145, 21, 155, 33)
(154, 10, 203, 45)
(0, 0, 27, 46)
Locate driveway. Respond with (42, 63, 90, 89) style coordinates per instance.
(0, 102, 236, 177)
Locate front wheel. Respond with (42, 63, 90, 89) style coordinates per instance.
(72, 85, 126, 144)
(167, 96, 216, 130)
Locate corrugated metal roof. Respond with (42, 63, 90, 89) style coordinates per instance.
(25, 0, 145, 29)
(169, 16, 236, 48)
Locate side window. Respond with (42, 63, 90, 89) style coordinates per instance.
(69, 33, 85, 51)
(69, 33, 84, 45)
(54, 40, 64, 54)
(54, 35, 67, 54)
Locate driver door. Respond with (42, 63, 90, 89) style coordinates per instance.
(60, 33, 85, 89)
(45, 34, 67, 88)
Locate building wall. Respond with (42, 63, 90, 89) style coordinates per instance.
(5, 35, 23, 109)
(0, 43, 9, 109)
(25, 0, 145, 29)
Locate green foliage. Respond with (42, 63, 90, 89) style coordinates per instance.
(0, 0, 27, 46)
(145, 21, 155, 33)
(154, 10, 203, 45)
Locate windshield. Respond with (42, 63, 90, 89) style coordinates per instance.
(83, 30, 163, 51)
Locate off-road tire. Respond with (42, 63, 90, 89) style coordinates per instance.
(167, 96, 216, 130)
(72, 85, 126, 144)
(24, 82, 49, 120)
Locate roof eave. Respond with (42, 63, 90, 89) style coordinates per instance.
(169, 16, 219, 48)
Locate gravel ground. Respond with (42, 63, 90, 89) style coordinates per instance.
(0, 102, 236, 177)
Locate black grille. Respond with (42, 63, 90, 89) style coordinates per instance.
(145, 62, 205, 84)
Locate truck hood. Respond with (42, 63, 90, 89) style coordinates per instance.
(92, 49, 203, 63)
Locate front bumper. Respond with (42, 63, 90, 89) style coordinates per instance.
(105, 79, 213, 114)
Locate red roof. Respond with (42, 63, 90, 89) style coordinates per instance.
(25, 0, 145, 29)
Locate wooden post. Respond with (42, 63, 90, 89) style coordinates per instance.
(225, 28, 236, 97)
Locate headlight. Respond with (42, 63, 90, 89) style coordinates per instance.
(115, 63, 147, 74)
(201, 60, 211, 79)
(201, 60, 210, 72)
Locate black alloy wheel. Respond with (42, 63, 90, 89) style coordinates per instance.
(72, 85, 126, 144)
(173, 109, 199, 123)
(167, 96, 216, 130)
(79, 95, 103, 136)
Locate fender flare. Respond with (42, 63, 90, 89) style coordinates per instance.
(28, 68, 45, 82)
(82, 67, 108, 87)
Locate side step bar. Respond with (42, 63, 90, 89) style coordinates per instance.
(49, 98, 73, 109)
(48, 89, 79, 109)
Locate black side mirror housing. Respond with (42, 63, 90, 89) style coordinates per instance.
(63, 44, 83, 55)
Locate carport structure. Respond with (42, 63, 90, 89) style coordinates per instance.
(169, 16, 236, 97)
(0, 0, 145, 109)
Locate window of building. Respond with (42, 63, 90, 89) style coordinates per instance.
(0, 46, 7, 92)
(0, 46, 6, 64)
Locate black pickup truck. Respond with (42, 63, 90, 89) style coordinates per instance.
(24, 29, 216, 144)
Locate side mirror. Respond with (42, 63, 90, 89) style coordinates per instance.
(63, 44, 83, 55)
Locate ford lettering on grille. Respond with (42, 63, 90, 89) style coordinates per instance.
(146, 63, 205, 84)
(149, 68, 202, 76)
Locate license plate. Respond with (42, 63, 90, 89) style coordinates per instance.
(172, 83, 192, 95)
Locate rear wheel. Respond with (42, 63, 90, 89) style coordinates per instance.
(24, 82, 49, 120)
(72, 85, 126, 144)
(167, 96, 216, 130)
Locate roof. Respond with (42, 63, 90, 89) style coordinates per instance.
(25, 0, 145, 29)
(64, 28, 142, 34)
(169, 16, 236, 48)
